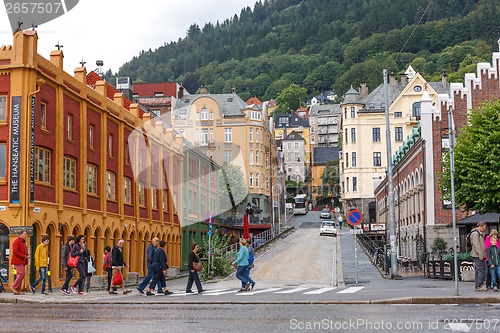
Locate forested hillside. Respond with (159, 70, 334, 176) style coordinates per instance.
(111, 0, 500, 101)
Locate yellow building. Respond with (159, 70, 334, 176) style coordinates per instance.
(172, 93, 276, 222)
(339, 68, 449, 222)
(0, 31, 182, 289)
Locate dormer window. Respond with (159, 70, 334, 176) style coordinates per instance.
(369, 103, 375, 109)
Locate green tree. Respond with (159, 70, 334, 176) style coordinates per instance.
(218, 162, 248, 213)
(275, 84, 307, 112)
(315, 160, 341, 207)
(440, 101, 500, 213)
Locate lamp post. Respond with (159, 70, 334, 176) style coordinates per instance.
(383, 69, 399, 278)
(448, 108, 459, 296)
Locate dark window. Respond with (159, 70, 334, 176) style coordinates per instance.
(412, 102, 421, 117)
(345, 153, 349, 167)
(350, 107, 355, 118)
(373, 152, 382, 166)
(394, 111, 402, 118)
(352, 152, 356, 167)
(345, 128, 348, 144)
(353, 177, 357, 192)
(395, 127, 403, 141)
(351, 128, 356, 143)
(373, 128, 381, 142)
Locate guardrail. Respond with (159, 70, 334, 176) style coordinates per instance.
(357, 234, 387, 274)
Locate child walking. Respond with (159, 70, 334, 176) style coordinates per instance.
(487, 236, 500, 292)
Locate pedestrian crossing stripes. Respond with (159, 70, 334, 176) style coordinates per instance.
(196, 286, 364, 296)
(303, 287, 337, 294)
(337, 286, 364, 294)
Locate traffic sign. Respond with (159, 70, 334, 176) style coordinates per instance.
(347, 209, 363, 226)
(350, 229, 364, 235)
(207, 231, 212, 236)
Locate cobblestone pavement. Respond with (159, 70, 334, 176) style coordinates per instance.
(212, 226, 337, 289)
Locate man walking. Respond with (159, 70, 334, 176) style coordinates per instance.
(137, 237, 161, 294)
(109, 239, 132, 295)
(30, 236, 50, 294)
(60, 236, 75, 294)
(10, 230, 29, 294)
(471, 221, 487, 291)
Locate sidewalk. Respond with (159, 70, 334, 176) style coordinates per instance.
(338, 230, 500, 304)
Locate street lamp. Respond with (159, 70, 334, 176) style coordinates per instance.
(448, 108, 459, 296)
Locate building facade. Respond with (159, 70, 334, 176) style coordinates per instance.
(0, 31, 182, 288)
(172, 93, 276, 223)
(309, 104, 341, 147)
(282, 131, 306, 182)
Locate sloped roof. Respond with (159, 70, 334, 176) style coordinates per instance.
(173, 93, 247, 118)
(274, 113, 310, 128)
(86, 71, 135, 113)
(283, 131, 305, 141)
(313, 147, 340, 165)
(246, 96, 263, 105)
(342, 85, 360, 104)
(457, 212, 500, 225)
(309, 104, 341, 116)
(357, 82, 405, 113)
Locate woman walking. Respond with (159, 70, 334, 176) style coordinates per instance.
(146, 240, 173, 296)
(186, 243, 205, 293)
(102, 246, 113, 292)
(232, 238, 251, 291)
(70, 235, 88, 295)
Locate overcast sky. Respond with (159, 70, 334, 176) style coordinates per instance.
(0, 0, 258, 73)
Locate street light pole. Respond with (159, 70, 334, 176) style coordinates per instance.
(448, 108, 459, 296)
(383, 69, 399, 278)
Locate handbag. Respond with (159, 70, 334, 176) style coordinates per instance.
(193, 261, 204, 272)
(113, 271, 123, 286)
(67, 254, 79, 267)
(87, 257, 96, 274)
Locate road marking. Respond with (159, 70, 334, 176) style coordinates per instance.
(304, 287, 337, 295)
(203, 289, 239, 296)
(337, 286, 364, 294)
(274, 287, 310, 294)
(169, 289, 230, 297)
(237, 288, 282, 296)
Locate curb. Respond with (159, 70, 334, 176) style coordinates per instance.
(2, 295, 499, 305)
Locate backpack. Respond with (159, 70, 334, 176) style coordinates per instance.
(248, 249, 254, 265)
(466, 229, 479, 253)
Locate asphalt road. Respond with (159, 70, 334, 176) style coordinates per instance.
(1, 303, 498, 333)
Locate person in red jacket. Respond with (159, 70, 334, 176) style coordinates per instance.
(11, 230, 29, 294)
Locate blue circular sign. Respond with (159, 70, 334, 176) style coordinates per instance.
(347, 209, 363, 226)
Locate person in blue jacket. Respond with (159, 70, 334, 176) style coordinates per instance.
(146, 240, 173, 296)
(232, 238, 251, 291)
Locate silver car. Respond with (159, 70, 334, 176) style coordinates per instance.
(320, 208, 331, 219)
(320, 221, 337, 236)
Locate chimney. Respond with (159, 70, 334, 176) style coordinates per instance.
(178, 84, 184, 98)
(389, 73, 398, 86)
(441, 71, 448, 88)
(231, 87, 236, 94)
(359, 81, 368, 98)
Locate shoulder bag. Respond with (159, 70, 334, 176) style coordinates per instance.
(193, 261, 204, 272)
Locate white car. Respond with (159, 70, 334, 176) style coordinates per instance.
(320, 208, 331, 219)
(320, 221, 337, 236)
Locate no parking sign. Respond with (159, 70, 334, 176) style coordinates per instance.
(347, 209, 363, 227)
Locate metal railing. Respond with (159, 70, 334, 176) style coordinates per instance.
(357, 234, 387, 273)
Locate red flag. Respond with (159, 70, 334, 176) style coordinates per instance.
(243, 213, 250, 239)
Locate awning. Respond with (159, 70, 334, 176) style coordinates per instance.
(456, 212, 500, 225)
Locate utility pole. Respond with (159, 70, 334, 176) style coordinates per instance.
(448, 108, 459, 295)
(383, 69, 399, 278)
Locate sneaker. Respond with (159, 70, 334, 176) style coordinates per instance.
(164, 290, 173, 295)
(41, 291, 49, 295)
(29, 286, 35, 294)
(237, 288, 247, 292)
(60, 289, 68, 295)
(123, 290, 132, 295)
(108, 291, 118, 294)
(251, 282, 255, 290)
(70, 286, 77, 294)
(198, 289, 206, 293)
(245, 282, 251, 291)
(475, 286, 488, 291)
(146, 291, 154, 296)
(136, 287, 144, 294)
(494, 287, 498, 292)
(186, 290, 194, 293)
(78, 291, 86, 295)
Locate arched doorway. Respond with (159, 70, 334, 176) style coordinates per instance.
(30, 222, 42, 283)
(0, 222, 9, 282)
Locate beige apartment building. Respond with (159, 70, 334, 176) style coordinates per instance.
(340, 68, 449, 226)
(171, 92, 276, 223)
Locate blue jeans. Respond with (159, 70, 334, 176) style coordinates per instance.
(31, 267, 47, 292)
(242, 266, 255, 289)
(490, 265, 500, 288)
(236, 265, 250, 287)
(138, 267, 162, 291)
(61, 267, 73, 291)
(474, 258, 486, 289)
